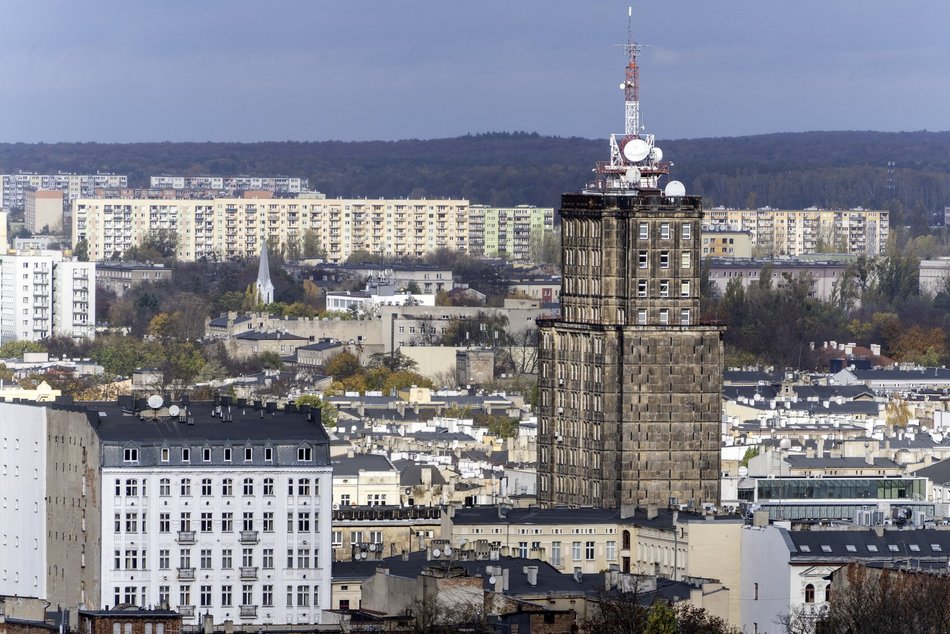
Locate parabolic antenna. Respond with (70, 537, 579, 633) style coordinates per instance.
(368, 543, 377, 552)
(664, 180, 686, 197)
(168, 404, 180, 417)
(625, 167, 641, 184)
(432, 548, 441, 557)
(650, 147, 664, 162)
(622, 138, 650, 162)
(444, 547, 453, 557)
(147, 394, 164, 409)
(488, 576, 496, 585)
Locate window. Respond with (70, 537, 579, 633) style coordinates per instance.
(125, 479, 138, 496)
(637, 279, 647, 298)
(297, 585, 310, 608)
(298, 446, 312, 461)
(287, 478, 295, 495)
(298, 479, 311, 495)
(287, 512, 295, 532)
(223, 447, 232, 462)
(123, 448, 139, 463)
(825, 584, 831, 603)
(287, 548, 295, 568)
(222, 512, 233, 532)
(158, 586, 170, 605)
(244, 447, 253, 462)
(222, 478, 233, 496)
(754, 582, 759, 600)
(202, 448, 211, 462)
(243, 478, 254, 496)
(263, 512, 274, 532)
(298, 548, 310, 568)
(660, 251, 670, 268)
(551, 542, 562, 567)
(180, 478, 191, 496)
(263, 549, 274, 569)
(637, 309, 647, 325)
(159, 513, 170, 533)
(572, 542, 581, 561)
(200, 513, 212, 532)
(125, 513, 138, 533)
(681, 223, 691, 240)
(159, 478, 170, 496)
(201, 479, 212, 496)
(680, 280, 690, 297)
(298, 512, 311, 532)
(262, 585, 273, 608)
(264, 447, 273, 462)
(659, 280, 669, 298)
(340, 494, 351, 507)
(659, 309, 669, 325)
(180, 549, 191, 569)
(221, 585, 232, 607)
(585, 541, 595, 560)
(200, 585, 212, 608)
(200, 549, 212, 569)
(681, 252, 691, 268)
(804, 584, 815, 604)
(286, 586, 293, 608)
(243, 512, 254, 531)
(179, 513, 191, 532)
(638, 251, 648, 269)
(159, 550, 170, 570)
(518, 542, 528, 558)
(606, 541, 616, 560)
(181, 448, 190, 463)
(243, 548, 254, 567)
(263, 478, 274, 496)
(639, 223, 648, 240)
(221, 549, 232, 569)
(242, 585, 254, 607)
(660, 223, 670, 239)
(332, 531, 344, 546)
(680, 309, 690, 324)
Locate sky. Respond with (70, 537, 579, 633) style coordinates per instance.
(0, 0, 948, 143)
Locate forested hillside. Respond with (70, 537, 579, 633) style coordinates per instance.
(2, 130, 949, 227)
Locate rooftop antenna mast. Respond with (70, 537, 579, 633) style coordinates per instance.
(623, 6, 641, 138)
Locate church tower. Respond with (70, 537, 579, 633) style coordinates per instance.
(256, 241, 275, 305)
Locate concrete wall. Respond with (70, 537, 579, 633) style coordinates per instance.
(686, 519, 744, 627)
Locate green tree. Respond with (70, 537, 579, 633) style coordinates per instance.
(301, 229, 326, 259)
(0, 340, 46, 359)
(295, 394, 339, 428)
(644, 602, 678, 634)
(323, 350, 363, 380)
(73, 238, 89, 261)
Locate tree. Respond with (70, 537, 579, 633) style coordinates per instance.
(367, 350, 419, 373)
(301, 229, 326, 260)
(644, 602, 678, 634)
(295, 394, 339, 428)
(73, 238, 89, 261)
(323, 350, 363, 380)
(0, 340, 46, 359)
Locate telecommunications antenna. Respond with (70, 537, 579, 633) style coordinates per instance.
(622, 138, 650, 162)
(444, 546, 453, 557)
(147, 394, 163, 410)
(168, 404, 180, 417)
(664, 180, 686, 197)
(432, 548, 441, 558)
(625, 167, 642, 184)
(368, 544, 377, 552)
(650, 147, 664, 162)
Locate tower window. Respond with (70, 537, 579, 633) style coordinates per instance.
(659, 280, 669, 298)
(637, 280, 647, 298)
(638, 223, 649, 240)
(682, 223, 692, 240)
(659, 309, 669, 325)
(660, 223, 670, 240)
(638, 251, 648, 269)
(660, 252, 670, 269)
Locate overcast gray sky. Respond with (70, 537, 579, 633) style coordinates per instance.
(1, 0, 947, 142)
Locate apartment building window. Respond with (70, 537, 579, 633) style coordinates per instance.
(179, 513, 191, 532)
(638, 251, 648, 269)
(223, 448, 232, 462)
(181, 448, 190, 463)
(518, 542, 528, 558)
(297, 548, 310, 568)
(682, 223, 692, 240)
(242, 585, 254, 607)
(298, 512, 311, 532)
(222, 478, 233, 496)
(586, 542, 595, 560)
(180, 478, 191, 496)
(243, 512, 254, 531)
(287, 512, 294, 533)
(179, 549, 191, 569)
(660, 223, 670, 239)
(159, 550, 169, 570)
(158, 585, 170, 606)
(606, 541, 617, 561)
(332, 531, 343, 546)
(264, 447, 273, 462)
(242, 548, 254, 567)
(638, 223, 649, 240)
(350, 531, 364, 545)
(201, 479, 212, 496)
(123, 448, 139, 463)
(202, 448, 211, 462)
(263, 549, 274, 569)
(263, 478, 274, 496)
(161, 448, 169, 463)
(297, 479, 311, 495)
(660, 280, 669, 298)
(244, 447, 253, 462)
(680, 309, 691, 324)
(159, 513, 170, 533)
(222, 549, 232, 569)
(200, 586, 212, 608)
(287, 478, 295, 495)
(263, 512, 274, 532)
(551, 542, 562, 567)
(262, 585, 273, 608)
(297, 586, 310, 608)
(298, 446, 312, 461)
(159, 479, 170, 496)
(340, 494, 351, 507)
(286, 548, 295, 569)
(637, 279, 647, 298)
(659, 309, 669, 325)
(637, 309, 647, 325)
(243, 478, 254, 495)
(368, 494, 386, 506)
(681, 252, 691, 268)
(370, 530, 382, 544)
(222, 512, 233, 532)
(221, 586, 232, 608)
(200, 549, 212, 569)
(572, 542, 582, 561)
(660, 251, 670, 268)
(125, 479, 138, 496)
(680, 280, 690, 297)
(286, 586, 293, 608)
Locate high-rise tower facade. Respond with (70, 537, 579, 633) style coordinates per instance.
(537, 11, 722, 509)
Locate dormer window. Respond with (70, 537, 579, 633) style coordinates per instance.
(181, 448, 191, 463)
(123, 448, 139, 463)
(245, 447, 253, 462)
(297, 446, 312, 462)
(160, 448, 170, 463)
(223, 447, 232, 462)
(264, 447, 273, 462)
(203, 447, 212, 462)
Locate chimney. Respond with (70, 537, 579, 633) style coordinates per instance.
(647, 504, 659, 520)
(401, 550, 409, 562)
(817, 438, 825, 457)
(524, 566, 538, 587)
(346, 448, 355, 459)
(870, 344, 881, 357)
(203, 613, 213, 634)
(753, 510, 769, 527)
(421, 466, 433, 487)
(492, 567, 504, 593)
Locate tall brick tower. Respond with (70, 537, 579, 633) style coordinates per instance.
(537, 11, 722, 509)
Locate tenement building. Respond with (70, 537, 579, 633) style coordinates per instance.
(537, 22, 722, 509)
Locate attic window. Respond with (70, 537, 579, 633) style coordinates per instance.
(909, 544, 921, 552)
(845, 545, 857, 553)
(888, 544, 899, 552)
(866, 545, 878, 552)
(820, 545, 832, 553)
(798, 545, 811, 552)
(123, 448, 139, 463)
(932, 544, 942, 552)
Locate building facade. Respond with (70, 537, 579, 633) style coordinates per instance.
(0, 173, 127, 210)
(700, 228, 752, 258)
(702, 208, 889, 257)
(0, 252, 95, 342)
(72, 197, 470, 263)
(95, 262, 172, 297)
(24, 190, 64, 234)
(537, 193, 723, 508)
(468, 205, 555, 263)
(149, 175, 309, 193)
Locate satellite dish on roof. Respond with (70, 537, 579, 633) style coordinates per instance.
(622, 138, 650, 162)
(650, 147, 664, 162)
(432, 548, 441, 558)
(147, 394, 163, 409)
(168, 405, 180, 417)
(368, 543, 377, 552)
(488, 576, 496, 585)
(664, 180, 686, 197)
(444, 546, 453, 557)
(624, 167, 641, 184)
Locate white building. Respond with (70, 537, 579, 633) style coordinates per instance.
(149, 175, 309, 193)
(0, 251, 95, 342)
(919, 257, 950, 295)
(0, 172, 127, 210)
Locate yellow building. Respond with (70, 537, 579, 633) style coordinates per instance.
(703, 208, 889, 257)
(701, 228, 753, 258)
(468, 205, 555, 263)
(72, 196, 470, 263)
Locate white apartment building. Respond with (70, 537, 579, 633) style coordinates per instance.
(0, 252, 95, 342)
(703, 208, 889, 257)
(73, 197, 471, 263)
(0, 397, 334, 625)
(0, 172, 127, 209)
(149, 175, 310, 193)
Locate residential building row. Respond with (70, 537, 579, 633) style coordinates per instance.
(148, 175, 309, 193)
(703, 207, 889, 256)
(0, 172, 127, 210)
(71, 197, 554, 264)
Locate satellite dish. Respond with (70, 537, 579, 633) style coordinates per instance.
(650, 147, 664, 162)
(444, 547, 453, 557)
(618, 82, 627, 90)
(168, 405, 180, 417)
(432, 548, 441, 558)
(625, 167, 641, 184)
(147, 394, 163, 409)
(622, 138, 650, 162)
(368, 544, 377, 552)
(488, 576, 496, 585)
(360, 552, 368, 560)
(664, 180, 686, 197)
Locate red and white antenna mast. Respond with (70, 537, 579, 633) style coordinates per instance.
(623, 5, 641, 138)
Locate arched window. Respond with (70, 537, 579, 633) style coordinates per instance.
(825, 584, 832, 603)
(804, 583, 815, 604)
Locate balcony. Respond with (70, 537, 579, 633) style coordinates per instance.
(177, 530, 196, 544)
(239, 530, 259, 544)
(177, 567, 195, 581)
(240, 566, 258, 580)
(239, 605, 258, 618)
(177, 606, 195, 618)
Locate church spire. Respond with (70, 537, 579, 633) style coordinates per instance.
(256, 241, 275, 305)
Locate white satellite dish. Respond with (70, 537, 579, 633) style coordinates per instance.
(147, 394, 163, 409)
(619, 82, 627, 90)
(368, 544, 377, 552)
(168, 405, 180, 417)
(625, 167, 641, 184)
(444, 547, 453, 557)
(664, 180, 686, 197)
(622, 138, 650, 162)
(650, 147, 664, 162)
(432, 548, 441, 558)
(488, 576, 496, 585)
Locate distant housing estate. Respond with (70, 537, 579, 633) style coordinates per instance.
(0, 172, 127, 210)
(149, 175, 309, 193)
